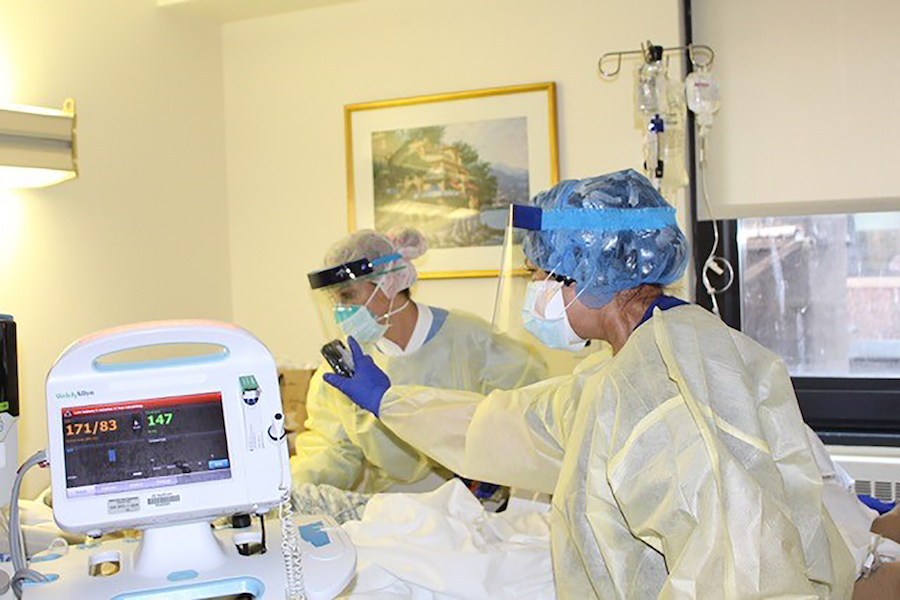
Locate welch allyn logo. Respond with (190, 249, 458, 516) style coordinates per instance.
(55, 390, 96, 400)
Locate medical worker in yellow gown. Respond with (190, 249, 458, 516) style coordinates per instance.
(326, 170, 859, 599)
(294, 227, 547, 493)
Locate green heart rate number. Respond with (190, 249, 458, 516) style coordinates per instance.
(147, 412, 174, 427)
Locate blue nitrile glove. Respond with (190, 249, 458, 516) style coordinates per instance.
(323, 336, 390, 417)
(859, 494, 897, 515)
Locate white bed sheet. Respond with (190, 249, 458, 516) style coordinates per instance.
(338, 480, 556, 599)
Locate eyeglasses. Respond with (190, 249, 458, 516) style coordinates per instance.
(548, 272, 577, 287)
(526, 261, 577, 287)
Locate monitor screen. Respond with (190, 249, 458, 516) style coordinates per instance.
(62, 392, 231, 498)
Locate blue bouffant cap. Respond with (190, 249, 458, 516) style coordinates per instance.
(517, 169, 688, 308)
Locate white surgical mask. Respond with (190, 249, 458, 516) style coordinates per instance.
(521, 280, 588, 352)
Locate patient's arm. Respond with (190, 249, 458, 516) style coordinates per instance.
(853, 501, 900, 599)
(852, 562, 900, 600)
(871, 505, 900, 545)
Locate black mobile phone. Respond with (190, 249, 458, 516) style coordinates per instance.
(321, 339, 355, 377)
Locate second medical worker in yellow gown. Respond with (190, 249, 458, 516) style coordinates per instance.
(325, 171, 857, 599)
(294, 227, 547, 493)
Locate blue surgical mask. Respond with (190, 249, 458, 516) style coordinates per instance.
(333, 281, 410, 343)
(333, 282, 389, 343)
(521, 280, 588, 352)
(334, 304, 389, 343)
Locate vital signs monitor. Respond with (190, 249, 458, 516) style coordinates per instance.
(4, 320, 356, 600)
(46, 320, 288, 535)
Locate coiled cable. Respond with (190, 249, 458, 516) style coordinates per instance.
(276, 432, 305, 600)
(279, 488, 306, 600)
(697, 135, 734, 317)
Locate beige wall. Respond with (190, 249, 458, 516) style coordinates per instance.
(0, 0, 686, 494)
(693, 0, 900, 219)
(0, 0, 232, 492)
(222, 0, 684, 368)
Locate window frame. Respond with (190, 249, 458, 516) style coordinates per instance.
(685, 0, 900, 447)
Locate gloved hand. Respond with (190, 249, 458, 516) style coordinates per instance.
(323, 336, 391, 417)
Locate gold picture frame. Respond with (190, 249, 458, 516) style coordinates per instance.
(344, 82, 559, 279)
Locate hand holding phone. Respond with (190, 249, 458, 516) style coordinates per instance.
(321, 339, 355, 377)
(322, 337, 389, 417)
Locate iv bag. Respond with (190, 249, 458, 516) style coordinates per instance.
(685, 70, 721, 130)
(637, 70, 689, 193)
(660, 78, 689, 192)
(634, 60, 668, 126)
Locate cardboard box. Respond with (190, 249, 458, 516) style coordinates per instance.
(278, 368, 316, 435)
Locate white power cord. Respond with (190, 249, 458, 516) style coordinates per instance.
(9, 450, 50, 598)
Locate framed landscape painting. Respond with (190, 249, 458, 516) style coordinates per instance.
(344, 82, 559, 279)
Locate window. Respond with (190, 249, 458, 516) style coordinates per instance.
(685, 0, 900, 446)
(694, 215, 900, 446)
(739, 213, 900, 378)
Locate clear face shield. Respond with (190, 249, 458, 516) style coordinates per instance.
(493, 206, 598, 371)
(307, 254, 410, 347)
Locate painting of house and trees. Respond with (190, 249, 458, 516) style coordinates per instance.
(371, 117, 529, 249)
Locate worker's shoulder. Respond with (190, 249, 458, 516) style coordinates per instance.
(646, 303, 785, 373)
(441, 309, 495, 337)
(670, 304, 783, 365)
(442, 309, 533, 348)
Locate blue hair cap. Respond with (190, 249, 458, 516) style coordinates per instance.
(521, 169, 688, 308)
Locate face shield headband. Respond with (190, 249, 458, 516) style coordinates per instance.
(511, 203, 678, 283)
(510, 204, 678, 233)
(307, 252, 403, 291)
